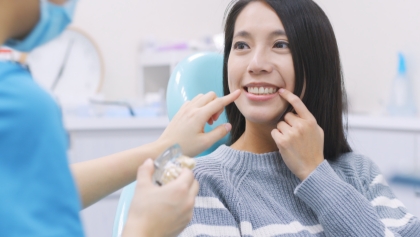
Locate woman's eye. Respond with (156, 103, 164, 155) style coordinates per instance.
(273, 41, 289, 49)
(233, 42, 249, 50)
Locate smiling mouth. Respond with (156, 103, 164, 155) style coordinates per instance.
(244, 86, 279, 95)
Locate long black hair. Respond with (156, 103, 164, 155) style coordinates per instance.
(223, 0, 352, 160)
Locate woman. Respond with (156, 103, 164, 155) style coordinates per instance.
(179, 0, 420, 236)
(0, 0, 240, 236)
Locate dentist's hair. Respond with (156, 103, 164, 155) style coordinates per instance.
(223, 0, 352, 160)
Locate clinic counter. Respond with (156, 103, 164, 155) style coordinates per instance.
(63, 114, 420, 132)
(347, 114, 420, 132)
(63, 116, 169, 131)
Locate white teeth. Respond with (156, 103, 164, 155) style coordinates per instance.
(247, 87, 278, 95)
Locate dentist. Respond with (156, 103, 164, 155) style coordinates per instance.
(0, 0, 240, 236)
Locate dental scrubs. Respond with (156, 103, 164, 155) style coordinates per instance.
(0, 61, 84, 236)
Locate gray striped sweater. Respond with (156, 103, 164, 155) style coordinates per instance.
(179, 145, 420, 237)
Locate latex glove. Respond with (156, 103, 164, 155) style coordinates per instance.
(158, 89, 241, 157)
(271, 89, 325, 181)
(123, 159, 199, 237)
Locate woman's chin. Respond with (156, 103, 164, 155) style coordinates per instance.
(243, 113, 283, 126)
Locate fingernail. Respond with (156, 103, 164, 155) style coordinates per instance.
(224, 123, 232, 132)
(279, 88, 285, 93)
(145, 158, 153, 165)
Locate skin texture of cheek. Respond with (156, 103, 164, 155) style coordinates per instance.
(227, 59, 242, 93)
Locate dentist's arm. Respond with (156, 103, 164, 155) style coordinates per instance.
(71, 90, 240, 208)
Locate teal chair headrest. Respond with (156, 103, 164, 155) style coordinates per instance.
(166, 52, 228, 156)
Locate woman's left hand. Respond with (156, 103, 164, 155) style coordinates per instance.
(271, 88, 324, 181)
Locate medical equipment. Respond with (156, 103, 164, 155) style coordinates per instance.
(89, 98, 136, 117)
(387, 53, 417, 116)
(390, 174, 420, 188)
(112, 52, 226, 237)
(152, 144, 196, 186)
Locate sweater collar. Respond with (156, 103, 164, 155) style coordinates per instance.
(211, 145, 287, 171)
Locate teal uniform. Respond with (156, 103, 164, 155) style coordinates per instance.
(0, 61, 84, 236)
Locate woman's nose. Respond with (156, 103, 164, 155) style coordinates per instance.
(247, 51, 273, 75)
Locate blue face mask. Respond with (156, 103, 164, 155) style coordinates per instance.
(5, 0, 78, 52)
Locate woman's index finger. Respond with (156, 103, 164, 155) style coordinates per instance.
(278, 88, 313, 119)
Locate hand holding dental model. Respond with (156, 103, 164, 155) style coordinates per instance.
(271, 88, 325, 181)
(123, 159, 199, 237)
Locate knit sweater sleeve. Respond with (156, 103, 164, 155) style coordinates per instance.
(178, 160, 241, 237)
(294, 157, 420, 237)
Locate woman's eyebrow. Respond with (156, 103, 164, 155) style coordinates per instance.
(270, 29, 287, 37)
(233, 31, 251, 39)
(233, 29, 287, 39)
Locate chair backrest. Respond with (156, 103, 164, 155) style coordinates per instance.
(112, 52, 226, 237)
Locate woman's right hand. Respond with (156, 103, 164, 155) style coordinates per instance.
(158, 89, 241, 157)
(123, 159, 199, 237)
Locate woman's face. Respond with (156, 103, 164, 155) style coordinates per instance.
(228, 1, 295, 125)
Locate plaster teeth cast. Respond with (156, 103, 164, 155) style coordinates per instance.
(247, 87, 278, 95)
(160, 155, 196, 185)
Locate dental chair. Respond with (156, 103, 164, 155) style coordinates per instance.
(112, 52, 228, 237)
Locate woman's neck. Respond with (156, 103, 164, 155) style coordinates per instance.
(230, 121, 279, 154)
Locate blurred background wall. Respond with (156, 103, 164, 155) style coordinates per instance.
(71, 0, 230, 103)
(71, 0, 420, 115)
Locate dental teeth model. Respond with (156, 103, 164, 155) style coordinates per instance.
(152, 144, 196, 186)
(160, 155, 196, 185)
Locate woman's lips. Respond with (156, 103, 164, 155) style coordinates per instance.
(244, 89, 279, 101)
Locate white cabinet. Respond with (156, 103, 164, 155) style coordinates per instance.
(138, 50, 200, 104)
(347, 115, 420, 217)
(347, 129, 416, 176)
(65, 117, 168, 237)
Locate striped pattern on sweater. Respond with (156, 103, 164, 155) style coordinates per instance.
(179, 145, 420, 237)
